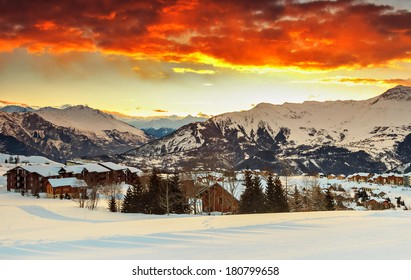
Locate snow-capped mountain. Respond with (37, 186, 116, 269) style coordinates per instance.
(37, 105, 148, 140)
(111, 114, 208, 138)
(0, 105, 34, 113)
(123, 85, 411, 174)
(0, 106, 150, 162)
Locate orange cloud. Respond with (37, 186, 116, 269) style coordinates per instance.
(154, 109, 168, 113)
(0, 100, 31, 107)
(322, 77, 411, 86)
(1, 1, 411, 70)
(101, 110, 133, 118)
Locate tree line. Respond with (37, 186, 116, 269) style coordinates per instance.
(120, 169, 187, 215)
(239, 170, 336, 214)
(93, 168, 337, 215)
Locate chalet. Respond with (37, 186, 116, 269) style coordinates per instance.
(372, 173, 404, 186)
(327, 174, 336, 180)
(98, 162, 127, 185)
(347, 173, 373, 183)
(65, 163, 111, 186)
(365, 198, 393, 210)
(337, 174, 346, 180)
(5, 162, 143, 195)
(46, 178, 88, 198)
(5, 165, 66, 194)
(197, 183, 238, 214)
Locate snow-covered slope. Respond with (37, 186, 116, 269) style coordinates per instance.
(1, 186, 411, 261)
(0, 153, 58, 165)
(125, 85, 411, 173)
(0, 106, 151, 162)
(37, 105, 148, 141)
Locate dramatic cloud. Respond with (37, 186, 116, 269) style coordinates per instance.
(0, 99, 31, 107)
(197, 112, 211, 118)
(101, 110, 133, 118)
(1, 0, 411, 70)
(173, 68, 215, 75)
(322, 77, 411, 86)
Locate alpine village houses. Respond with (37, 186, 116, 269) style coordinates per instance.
(5, 162, 141, 198)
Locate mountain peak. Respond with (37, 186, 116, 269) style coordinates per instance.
(379, 85, 411, 101)
(0, 105, 34, 113)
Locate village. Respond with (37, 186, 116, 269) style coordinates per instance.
(2, 155, 411, 214)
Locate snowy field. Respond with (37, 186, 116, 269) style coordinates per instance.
(1, 185, 411, 260)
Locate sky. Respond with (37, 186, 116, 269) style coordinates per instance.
(1, 0, 411, 117)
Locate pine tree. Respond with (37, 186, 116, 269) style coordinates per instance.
(169, 172, 186, 214)
(121, 186, 133, 213)
(146, 168, 165, 214)
(265, 173, 275, 212)
(310, 185, 326, 211)
(252, 174, 267, 213)
(108, 196, 117, 212)
(131, 175, 145, 213)
(239, 170, 266, 214)
(265, 174, 289, 213)
(239, 170, 255, 214)
(290, 186, 304, 212)
(324, 189, 336, 211)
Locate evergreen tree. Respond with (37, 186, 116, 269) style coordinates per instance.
(131, 175, 145, 213)
(252, 174, 267, 213)
(290, 186, 304, 212)
(239, 170, 266, 214)
(108, 196, 117, 212)
(265, 174, 289, 213)
(146, 168, 165, 214)
(324, 189, 336, 211)
(239, 170, 255, 214)
(121, 186, 133, 213)
(310, 185, 326, 211)
(265, 173, 276, 212)
(169, 172, 186, 214)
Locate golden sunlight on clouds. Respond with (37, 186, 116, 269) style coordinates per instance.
(172, 68, 215, 75)
(0, 1, 411, 116)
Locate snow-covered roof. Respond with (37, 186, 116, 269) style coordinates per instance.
(48, 178, 87, 188)
(99, 162, 127, 171)
(20, 165, 64, 177)
(126, 166, 141, 174)
(65, 163, 110, 174)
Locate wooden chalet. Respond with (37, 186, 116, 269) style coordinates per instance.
(347, 173, 373, 183)
(5, 165, 67, 194)
(46, 178, 88, 198)
(197, 183, 238, 214)
(65, 164, 111, 186)
(5, 162, 143, 196)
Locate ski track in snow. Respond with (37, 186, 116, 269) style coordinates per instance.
(15, 205, 111, 223)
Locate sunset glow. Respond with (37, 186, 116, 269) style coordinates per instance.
(1, 0, 411, 116)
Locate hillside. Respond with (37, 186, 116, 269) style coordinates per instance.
(123, 86, 411, 174)
(0, 106, 150, 162)
(1, 184, 411, 261)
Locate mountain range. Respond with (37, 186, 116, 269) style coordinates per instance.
(115, 115, 208, 138)
(120, 85, 411, 174)
(0, 105, 149, 162)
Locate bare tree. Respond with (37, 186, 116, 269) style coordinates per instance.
(72, 180, 87, 208)
(101, 184, 123, 212)
(159, 178, 171, 215)
(86, 184, 100, 210)
(225, 169, 240, 213)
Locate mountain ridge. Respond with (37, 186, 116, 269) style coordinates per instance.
(0, 106, 150, 162)
(121, 85, 411, 174)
